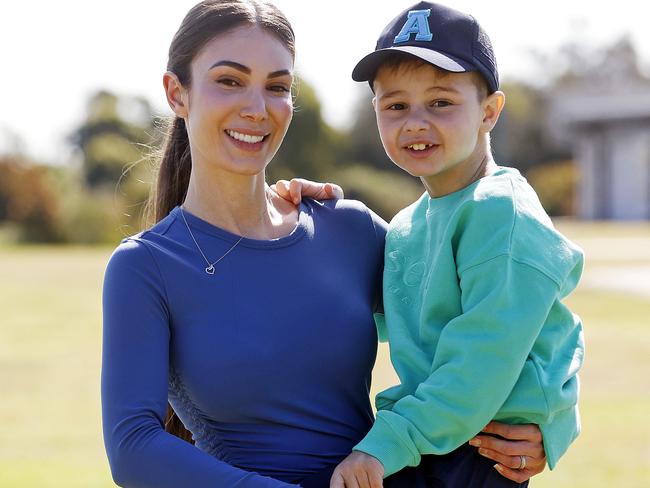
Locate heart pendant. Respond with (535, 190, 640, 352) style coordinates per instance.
(205, 265, 215, 275)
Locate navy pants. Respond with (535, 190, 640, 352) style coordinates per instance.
(300, 443, 529, 488)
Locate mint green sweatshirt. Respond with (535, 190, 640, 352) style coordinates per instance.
(354, 167, 584, 477)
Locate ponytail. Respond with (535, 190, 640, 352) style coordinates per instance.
(148, 117, 192, 223)
(146, 117, 195, 443)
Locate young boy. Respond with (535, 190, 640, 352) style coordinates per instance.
(281, 2, 584, 487)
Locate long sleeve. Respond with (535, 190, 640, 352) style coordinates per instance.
(101, 239, 296, 487)
(354, 254, 571, 477)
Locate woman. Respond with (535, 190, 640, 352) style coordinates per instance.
(101, 1, 546, 487)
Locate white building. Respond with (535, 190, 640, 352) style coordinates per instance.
(548, 41, 650, 220)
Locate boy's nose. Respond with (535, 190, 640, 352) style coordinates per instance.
(404, 109, 430, 132)
(240, 89, 267, 122)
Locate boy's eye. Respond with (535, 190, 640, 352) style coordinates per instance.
(387, 103, 407, 110)
(431, 100, 452, 108)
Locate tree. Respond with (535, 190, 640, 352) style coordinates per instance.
(0, 156, 61, 242)
(70, 90, 157, 189)
(269, 79, 346, 182)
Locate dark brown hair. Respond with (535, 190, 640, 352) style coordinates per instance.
(371, 53, 489, 100)
(150, 0, 295, 444)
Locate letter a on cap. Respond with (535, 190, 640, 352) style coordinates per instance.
(393, 9, 433, 43)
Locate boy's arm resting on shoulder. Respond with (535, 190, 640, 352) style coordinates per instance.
(272, 178, 343, 204)
(101, 241, 297, 488)
(353, 255, 581, 478)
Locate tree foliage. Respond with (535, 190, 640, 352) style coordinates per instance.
(4, 35, 647, 242)
(0, 157, 61, 242)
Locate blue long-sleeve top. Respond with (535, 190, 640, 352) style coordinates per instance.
(101, 199, 387, 487)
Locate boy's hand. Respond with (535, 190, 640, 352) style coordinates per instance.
(468, 421, 546, 483)
(330, 451, 384, 488)
(272, 178, 344, 205)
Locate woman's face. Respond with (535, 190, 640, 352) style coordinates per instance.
(182, 26, 294, 176)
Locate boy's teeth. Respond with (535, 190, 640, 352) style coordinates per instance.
(408, 143, 431, 151)
(227, 130, 264, 143)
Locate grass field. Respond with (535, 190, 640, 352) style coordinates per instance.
(1, 221, 649, 487)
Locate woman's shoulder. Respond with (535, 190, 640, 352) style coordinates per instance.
(105, 209, 179, 277)
(306, 198, 388, 239)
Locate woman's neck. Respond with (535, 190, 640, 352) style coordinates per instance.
(182, 165, 294, 240)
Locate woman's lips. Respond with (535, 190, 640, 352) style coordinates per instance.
(225, 129, 268, 151)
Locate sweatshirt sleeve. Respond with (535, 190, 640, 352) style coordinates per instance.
(353, 254, 566, 477)
(101, 239, 297, 488)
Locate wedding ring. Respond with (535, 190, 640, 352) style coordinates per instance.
(517, 455, 527, 470)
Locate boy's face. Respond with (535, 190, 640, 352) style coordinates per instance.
(372, 62, 503, 196)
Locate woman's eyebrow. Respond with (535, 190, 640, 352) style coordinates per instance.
(208, 61, 291, 79)
(209, 60, 251, 73)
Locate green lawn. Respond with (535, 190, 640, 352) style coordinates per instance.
(1, 221, 649, 487)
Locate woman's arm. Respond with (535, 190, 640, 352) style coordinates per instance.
(469, 422, 546, 483)
(102, 240, 296, 488)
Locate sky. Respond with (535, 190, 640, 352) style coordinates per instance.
(1, 0, 648, 164)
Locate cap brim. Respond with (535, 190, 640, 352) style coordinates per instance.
(352, 46, 471, 82)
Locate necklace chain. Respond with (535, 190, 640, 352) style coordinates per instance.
(180, 207, 244, 275)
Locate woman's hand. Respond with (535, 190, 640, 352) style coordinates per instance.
(272, 178, 344, 205)
(468, 422, 546, 483)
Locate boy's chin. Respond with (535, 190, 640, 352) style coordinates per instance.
(394, 162, 436, 179)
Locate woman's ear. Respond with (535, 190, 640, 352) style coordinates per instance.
(163, 71, 189, 118)
(481, 90, 505, 133)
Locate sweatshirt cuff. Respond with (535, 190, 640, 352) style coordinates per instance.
(353, 415, 418, 478)
(540, 405, 581, 470)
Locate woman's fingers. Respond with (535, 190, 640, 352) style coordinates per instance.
(470, 435, 545, 459)
(470, 422, 547, 483)
(481, 422, 542, 442)
(476, 448, 538, 470)
(493, 464, 538, 484)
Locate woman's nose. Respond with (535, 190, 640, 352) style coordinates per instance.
(240, 89, 267, 122)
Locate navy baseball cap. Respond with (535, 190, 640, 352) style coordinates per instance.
(352, 2, 499, 93)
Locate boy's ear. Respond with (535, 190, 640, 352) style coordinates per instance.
(163, 71, 189, 118)
(371, 96, 377, 111)
(481, 91, 505, 133)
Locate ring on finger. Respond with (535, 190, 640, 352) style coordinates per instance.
(517, 455, 527, 470)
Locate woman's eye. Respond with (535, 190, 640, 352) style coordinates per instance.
(388, 103, 406, 110)
(269, 85, 290, 93)
(217, 78, 240, 87)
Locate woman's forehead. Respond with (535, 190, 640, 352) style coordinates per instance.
(193, 26, 294, 73)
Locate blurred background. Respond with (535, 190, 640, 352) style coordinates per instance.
(1, 0, 649, 486)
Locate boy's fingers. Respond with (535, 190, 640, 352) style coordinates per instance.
(368, 470, 383, 488)
(471, 435, 545, 459)
(324, 182, 344, 199)
(273, 180, 291, 201)
(329, 472, 345, 488)
(343, 473, 360, 488)
(493, 464, 533, 484)
(288, 179, 304, 205)
(481, 422, 542, 442)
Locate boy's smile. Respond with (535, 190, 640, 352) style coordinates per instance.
(372, 61, 504, 197)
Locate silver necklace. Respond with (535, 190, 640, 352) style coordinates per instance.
(180, 207, 244, 275)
